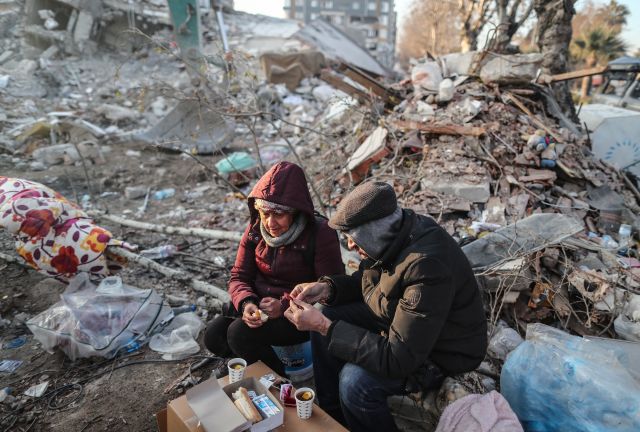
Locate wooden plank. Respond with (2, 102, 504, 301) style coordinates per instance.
(337, 63, 398, 104)
(518, 170, 557, 183)
(319, 70, 369, 103)
(502, 92, 564, 142)
(389, 119, 486, 137)
(541, 66, 607, 83)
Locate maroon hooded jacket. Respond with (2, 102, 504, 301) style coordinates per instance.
(228, 162, 345, 312)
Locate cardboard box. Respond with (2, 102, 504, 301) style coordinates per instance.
(157, 376, 283, 432)
(157, 361, 348, 432)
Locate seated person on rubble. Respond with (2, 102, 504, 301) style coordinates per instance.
(204, 161, 344, 377)
(285, 181, 488, 432)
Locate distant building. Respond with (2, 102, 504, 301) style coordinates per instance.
(283, 0, 396, 69)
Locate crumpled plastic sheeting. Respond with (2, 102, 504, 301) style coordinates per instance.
(501, 323, 640, 432)
(0, 176, 131, 280)
(149, 312, 204, 360)
(27, 274, 172, 360)
(435, 391, 523, 432)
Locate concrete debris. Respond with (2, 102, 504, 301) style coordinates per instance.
(438, 78, 454, 103)
(347, 126, 389, 182)
(480, 53, 544, 85)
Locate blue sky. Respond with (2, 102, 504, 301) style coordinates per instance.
(234, 0, 639, 52)
(612, 0, 640, 52)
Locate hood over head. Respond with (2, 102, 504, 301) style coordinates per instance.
(247, 162, 314, 224)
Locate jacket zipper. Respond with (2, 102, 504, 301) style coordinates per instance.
(271, 246, 278, 276)
(365, 261, 383, 304)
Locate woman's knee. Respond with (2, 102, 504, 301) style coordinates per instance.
(226, 318, 257, 352)
(204, 316, 232, 354)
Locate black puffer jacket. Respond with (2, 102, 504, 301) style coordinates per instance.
(325, 209, 487, 378)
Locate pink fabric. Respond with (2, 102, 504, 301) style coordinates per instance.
(0, 177, 130, 281)
(435, 391, 523, 432)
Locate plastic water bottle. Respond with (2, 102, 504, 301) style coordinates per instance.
(172, 304, 196, 315)
(152, 188, 175, 200)
(618, 224, 632, 254)
(140, 245, 178, 260)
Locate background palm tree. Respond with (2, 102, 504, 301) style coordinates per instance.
(572, 27, 627, 99)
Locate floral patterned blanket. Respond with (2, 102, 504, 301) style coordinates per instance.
(0, 177, 127, 280)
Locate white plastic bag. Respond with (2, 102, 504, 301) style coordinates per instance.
(411, 61, 443, 91)
(614, 313, 640, 342)
(488, 321, 524, 361)
(27, 274, 172, 360)
(149, 312, 204, 360)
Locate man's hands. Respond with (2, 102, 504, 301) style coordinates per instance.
(259, 297, 282, 319)
(290, 282, 331, 304)
(242, 302, 263, 328)
(284, 299, 332, 336)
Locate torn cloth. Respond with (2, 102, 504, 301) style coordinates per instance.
(435, 391, 523, 432)
(0, 177, 130, 280)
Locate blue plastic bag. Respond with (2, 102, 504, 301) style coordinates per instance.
(214, 152, 257, 175)
(501, 323, 640, 432)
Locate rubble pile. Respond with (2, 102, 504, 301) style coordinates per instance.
(279, 52, 640, 426)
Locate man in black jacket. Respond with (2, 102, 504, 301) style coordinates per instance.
(285, 181, 487, 432)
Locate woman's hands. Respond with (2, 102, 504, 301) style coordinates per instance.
(259, 297, 283, 319)
(242, 297, 283, 329)
(242, 302, 264, 328)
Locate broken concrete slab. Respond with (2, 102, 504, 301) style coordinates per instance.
(294, 18, 389, 78)
(133, 100, 235, 155)
(421, 177, 491, 203)
(478, 258, 533, 293)
(462, 213, 584, 269)
(347, 126, 389, 183)
(480, 53, 543, 86)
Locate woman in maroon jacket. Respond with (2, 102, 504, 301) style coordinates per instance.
(204, 161, 344, 376)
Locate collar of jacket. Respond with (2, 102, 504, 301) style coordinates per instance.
(371, 209, 416, 270)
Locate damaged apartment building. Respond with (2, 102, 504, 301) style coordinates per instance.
(18, 0, 234, 56)
(284, 0, 396, 68)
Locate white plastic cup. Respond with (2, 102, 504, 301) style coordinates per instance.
(294, 387, 315, 419)
(227, 358, 247, 383)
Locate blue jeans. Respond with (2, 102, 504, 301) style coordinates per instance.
(311, 303, 407, 432)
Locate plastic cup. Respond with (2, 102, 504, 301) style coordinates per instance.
(227, 358, 247, 383)
(294, 387, 315, 419)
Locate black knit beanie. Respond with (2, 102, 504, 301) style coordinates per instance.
(329, 181, 397, 231)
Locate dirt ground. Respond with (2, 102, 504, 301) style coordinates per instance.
(0, 146, 249, 431)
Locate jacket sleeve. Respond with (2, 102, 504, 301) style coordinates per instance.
(313, 221, 345, 278)
(326, 257, 454, 378)
(324, 271, 363, 304)
(228, 224, 260, 311)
